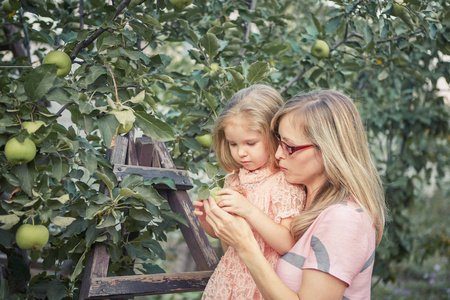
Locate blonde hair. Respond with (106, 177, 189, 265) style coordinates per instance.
(271, 90, 386, 245)
(213, 84, 283, 173)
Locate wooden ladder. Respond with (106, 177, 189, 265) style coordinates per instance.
(80, 131, 218, 299)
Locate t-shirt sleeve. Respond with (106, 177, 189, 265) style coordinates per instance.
(271, 172, 306, 223)
(302, 204, 375, 285)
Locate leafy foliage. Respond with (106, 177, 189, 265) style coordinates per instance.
(0, 0, 449, 298)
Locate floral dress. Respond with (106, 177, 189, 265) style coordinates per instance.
(202, 165, 305, 300)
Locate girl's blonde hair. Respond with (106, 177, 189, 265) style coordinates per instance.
(213, 84, 283, 173)
(271, 90, 386, 245)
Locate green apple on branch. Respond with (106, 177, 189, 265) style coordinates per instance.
(111, 109, 135, 134)
(4, 137, 37, 164)
(169, 0, 194, 9)
(15, 224, 49, 250)
(22, 120, 47, 144)
(311, 39, 330, 59)
(210, 186, 222, 201)
(195, 134, 213, 148)
(42, 50, 72, 77)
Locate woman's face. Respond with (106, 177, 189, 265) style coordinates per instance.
(275, 113, 327, 193)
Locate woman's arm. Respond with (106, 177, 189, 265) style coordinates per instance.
(203, 197, 346, 300)
(216, 188, 295, 254)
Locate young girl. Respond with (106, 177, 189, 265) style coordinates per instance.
(193, 84, 305, 299)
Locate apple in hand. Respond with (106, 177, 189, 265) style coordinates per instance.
(195, 134, 213, 148)
(311, 40, 330, 59)
(43, 50, 72, 77)
(4, 137, 37, 164)
(210, 187, 222, 201)
(16, 224, 49, 250)
(169, 0, 194, 9)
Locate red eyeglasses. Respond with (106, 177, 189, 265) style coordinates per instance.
(276, 135, 315, 155)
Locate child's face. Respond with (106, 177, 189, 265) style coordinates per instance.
(224, 119, 270, 171)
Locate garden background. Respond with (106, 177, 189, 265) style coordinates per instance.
(0, 0, 449, 299)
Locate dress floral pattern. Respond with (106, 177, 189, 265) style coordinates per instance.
(202, 165, 305, 300)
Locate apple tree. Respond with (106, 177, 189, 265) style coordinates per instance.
(0, 0, 449, 298)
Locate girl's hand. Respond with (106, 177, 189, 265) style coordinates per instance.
(214, 188, 255, 219)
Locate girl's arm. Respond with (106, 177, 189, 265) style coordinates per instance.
(215, 188, 294, 254)
(204, 197, 346, 300)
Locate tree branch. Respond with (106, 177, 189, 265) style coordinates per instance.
(70, 0, 131, 60)
(278, 68, 309, 95)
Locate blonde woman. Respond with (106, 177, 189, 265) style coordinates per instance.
(193, 84, 305, 299)
(203, 90, 386, 300)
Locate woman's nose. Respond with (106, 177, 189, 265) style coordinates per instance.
(238, 147, 247, 157)
(275, 144, 285, 160)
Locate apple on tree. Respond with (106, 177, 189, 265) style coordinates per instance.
(169, 0, 194, 9)
(111, 110, 135, 134)
(311, 39, 330, 59)
(15, 224, 49, 250)
(42, 50, 72, 77)
(195, 134, 213, 148)
(22, 120, 47, 144)
(4, 137, 37, 164)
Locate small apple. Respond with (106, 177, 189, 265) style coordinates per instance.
(42, 50, 72, 77)
(169, 0, 194, 9)
(22, 120, 47, 144)
(210, 63, 219, 71)
(311, 39, 330, 59)
(391, 0, 405, 17)
(2, 0, 12, 12)
(210, 187, 222, 201)
(4, 137, 37, 164)
(111, 110, 135, 134)
(195, 134, 213, 148)
(16, 224, 49, 250)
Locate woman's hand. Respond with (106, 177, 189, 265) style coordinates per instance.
(192, 200, 206, 221)
(214, 188, 255, 219)
(203, 196, 255, 252)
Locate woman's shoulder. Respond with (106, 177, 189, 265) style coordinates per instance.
(318, 200, 373, 228)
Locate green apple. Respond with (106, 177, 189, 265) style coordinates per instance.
(111, 110, 135, 134)
(311, 39, 330, 59)
(391, 0, 405, 17)
(2, 0, 12, 12)
(169, 0, 194, 9)
(16, 224, 49, 250)
(4, 137, 36, 164)
(118, 122, 133, 134)
(195, 134, 213, 148)
(42, 50, 72, 77)
(22, 121, 45, 134)
(210, 63, 219, 71)
(210, 187, 222, 201)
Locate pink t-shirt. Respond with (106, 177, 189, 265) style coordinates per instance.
(275, 200, 376, 300)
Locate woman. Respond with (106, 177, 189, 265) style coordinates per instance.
(204, 90, 387, 300)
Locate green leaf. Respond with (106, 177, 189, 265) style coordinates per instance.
(96, 113, 120, 148)
(135, 111, 175, 142)
(202, 90, 218, 110)
(70, 250, 87, 281)
(47, 276, 68, 300)
(13, 163, 36, 196)
(0, 214, 20, 230)
(325, 15, 343, 34)
(133, 185, 165, 206)
(228, 69, 245, 90)
(206, 163, 219, 179)
(128, 90, 146, 104)
(200, 33, 220, 59)
(52, 216, 76, 227)
(136, 14, 163, 29)
(197, 185, 210, 200)
(94, 170, 116, 192)
(149, 74, 175, 84)
(24, 64, 58, 101)
(247, 61, 269, 84)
